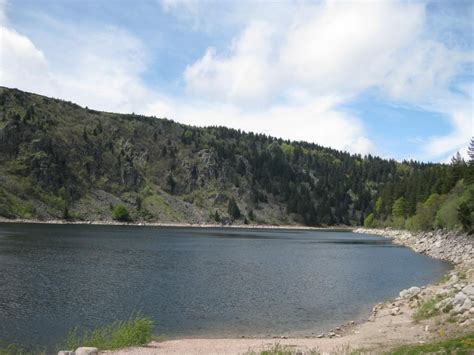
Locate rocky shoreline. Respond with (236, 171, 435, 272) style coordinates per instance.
(354, 228, 474, 335)
(0, 217, 353, 232)
(354, 228, 474, 267)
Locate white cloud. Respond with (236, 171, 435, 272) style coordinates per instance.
(0, 17, 154, 114)
(279, 2, 424, 97)
(0, 26, 49, 92)
(424, 106, 473, 162)
(184, 1, 468, 104)
(0, 0, 472, 161)
(184, 22, 275, 104)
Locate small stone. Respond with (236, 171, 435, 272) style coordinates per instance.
(462, 284, 474, 300)
(75, 348, 98, 355)
(451, 291, 472, 315)
(317, 333, 324, 338)
(390, 306, 402, 316)
(436, 289, 449, 297)
(447, 275, 459, 287)
(453, 292, 468, 307)
(58, 352, 74, 355)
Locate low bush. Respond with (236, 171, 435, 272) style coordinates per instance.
(111, 204, 131, 222)
(412, 298, 440, 321)
(62, 313, 153, 351)
(0, 343, 45, 355)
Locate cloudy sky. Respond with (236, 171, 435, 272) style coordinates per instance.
(1, 0, 473, 162)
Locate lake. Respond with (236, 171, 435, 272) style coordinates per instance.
(0, 224, 451, 349)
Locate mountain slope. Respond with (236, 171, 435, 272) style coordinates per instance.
(0, 87, 466, 227)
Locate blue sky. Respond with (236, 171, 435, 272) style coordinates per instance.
(1, 0, 473, 162)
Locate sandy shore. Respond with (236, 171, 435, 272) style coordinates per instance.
(96, 228, 474, 354)
(102, 302, 437, 354)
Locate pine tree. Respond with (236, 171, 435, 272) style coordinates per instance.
(468, 137, 474, 165)
(228, 198, 241, 220)
(467, 137, 474, 184)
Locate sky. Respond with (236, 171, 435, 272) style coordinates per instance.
(0, 0, 473, 162)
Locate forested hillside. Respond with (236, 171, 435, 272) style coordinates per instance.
(0, 87, 472, 231)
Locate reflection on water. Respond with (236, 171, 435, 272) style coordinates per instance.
(0, 224, 451, 349)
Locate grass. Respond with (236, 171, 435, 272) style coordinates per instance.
(0, 343, 45, 355)
(61, 313, 153, 351)
(143, 192, 182, 221)
(437, 272, 451, 285)
(388, 333, 474, 354)
(412, 297, 443, 321)
(246, 343, 321, 355)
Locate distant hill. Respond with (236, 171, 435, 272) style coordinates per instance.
(0, 87, 471, 230)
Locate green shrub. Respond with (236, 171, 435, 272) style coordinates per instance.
(364, 213, 375, 228)
(458, 185, 474, 234)
(412, 298, 440, 321)
(407, 194, 444, 231)
(389, 332, 474, 354)
(112, 204, 131, 222)
(392, 197, 407, 218)
(389, 216, 406, 229)
(435, 180, 464, 230)
(246, 343, 316, 355)
(62, 313, 153, 351)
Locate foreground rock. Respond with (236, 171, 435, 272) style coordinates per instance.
(399, 286, 421, 299)
(59, 348, 98, 355)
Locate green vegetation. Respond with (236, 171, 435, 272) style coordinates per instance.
(0, 87, 472, 230)
(0, 344, 45, 355)
(246, 343, 319, 355)
(228, 197, 241, 220)
(62, 313, 153, 351)
(412, 298, 440, 321)
(388, 333, 474, 354)
(111, 204, 131, 222)
(369, 144, 474, 234)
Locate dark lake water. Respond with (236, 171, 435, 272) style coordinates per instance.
(0, 224, 451, 349)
